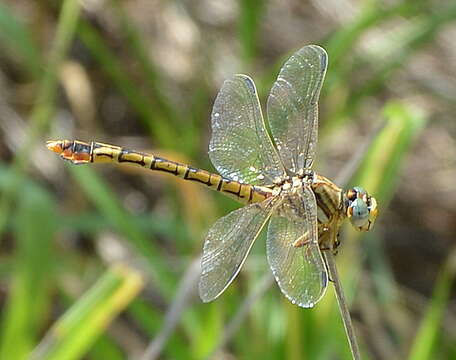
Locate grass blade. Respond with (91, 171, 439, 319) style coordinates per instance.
(238, 0, 266, 66)
(0, 172, 57, 359)
(30, 264, 144, 360)
(0, 3, 43, 77)
(408, 250, 456, 360)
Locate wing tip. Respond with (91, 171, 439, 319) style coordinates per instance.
(269, 269, 328, 308)
(233, 74, 257, 94)
(198, 279, 220, 303)
(308, 44, 327, 54)
(300, 44, 328, 71)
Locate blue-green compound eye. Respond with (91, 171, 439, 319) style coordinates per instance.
(350, 198, 369, 227)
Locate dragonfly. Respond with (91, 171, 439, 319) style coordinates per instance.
(47, 45, 378, 308)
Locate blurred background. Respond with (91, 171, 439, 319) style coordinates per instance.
(0, 0, 455, 359)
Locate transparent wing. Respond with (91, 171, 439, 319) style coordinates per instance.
(267, 186, 328, 308)
(199, 198, 278, 302)
(267, 45, 328, 174)
(209, 74, 286, 185)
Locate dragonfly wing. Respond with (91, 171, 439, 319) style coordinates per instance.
(267, 45, 328, 173)
(209, 74, 286, 185)
(199, 198, 278, 302)
(267, 186, 328, 307)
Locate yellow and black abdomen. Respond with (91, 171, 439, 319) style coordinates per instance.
(46, 140, 272, 204)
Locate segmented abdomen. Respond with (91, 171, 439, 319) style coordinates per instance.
(46, 140, 272, 204)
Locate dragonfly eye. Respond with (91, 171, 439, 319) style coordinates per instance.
(346, 189, 378, 232)
(354, 186, 368, 200)
(347, 186, 367, 202)
(348, 198, 369, 229)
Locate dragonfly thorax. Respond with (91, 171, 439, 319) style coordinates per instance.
(272, 171, 315, 197)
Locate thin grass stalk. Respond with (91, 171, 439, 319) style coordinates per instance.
(324, 251, 361, 360)
(141, 258, 200, 360)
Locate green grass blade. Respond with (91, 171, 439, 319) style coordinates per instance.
(88, 335, 125, 360)
(0, 3, 43, 77)
(238, 0, 266, 66)
(30, 264, 144, 360)
(0, 173, 58, 359)
(408, 251, 456, 360)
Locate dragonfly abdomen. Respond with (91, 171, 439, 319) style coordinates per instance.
(46, 140, 271, 204)
(181, 166, 269, 203)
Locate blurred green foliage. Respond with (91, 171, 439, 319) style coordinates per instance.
(0, 0, 454, 359)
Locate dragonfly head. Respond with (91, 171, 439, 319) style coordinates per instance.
(345, 186, 378, 231)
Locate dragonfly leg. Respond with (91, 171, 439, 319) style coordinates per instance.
(292, 235, 311, 248)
